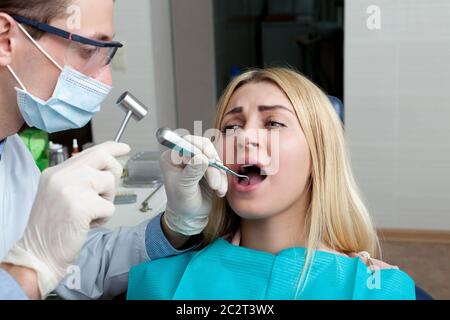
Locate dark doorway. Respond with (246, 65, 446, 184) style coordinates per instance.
(214, 0, 344, 101)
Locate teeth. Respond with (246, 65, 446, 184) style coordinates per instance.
(242, 164, 254, 168)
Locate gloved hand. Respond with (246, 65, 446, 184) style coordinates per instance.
(2, 141, 130, 298)
(160, 135, 227, 236)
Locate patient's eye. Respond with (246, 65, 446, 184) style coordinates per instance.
(266, 120, 286, 129)
(221, 124, 242, 135)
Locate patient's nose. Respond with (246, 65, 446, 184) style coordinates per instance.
(237, 128, 261, 150)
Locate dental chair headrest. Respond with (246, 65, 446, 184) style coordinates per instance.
(328, 96, 344, 123)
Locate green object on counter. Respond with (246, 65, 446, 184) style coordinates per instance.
(19, 128, 49, 172)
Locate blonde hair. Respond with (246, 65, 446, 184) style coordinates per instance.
(203, 68, 380, 293)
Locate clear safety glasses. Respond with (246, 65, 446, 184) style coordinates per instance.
(12, 14, 123, 78)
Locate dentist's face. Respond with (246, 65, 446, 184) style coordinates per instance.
(219, 81, 312, 220)
(14, 0, 115, 101)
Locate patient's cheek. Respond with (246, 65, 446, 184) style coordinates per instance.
(220, 136, 238, 166)
(212, 134, 225, 161)
(214, 137, 226, 161)
(276, 135, 310, 180)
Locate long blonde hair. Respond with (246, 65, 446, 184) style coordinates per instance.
(203, 68, 380, 292)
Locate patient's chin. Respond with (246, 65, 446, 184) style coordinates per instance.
(230, 202, 276, 220)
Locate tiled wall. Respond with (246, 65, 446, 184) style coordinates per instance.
(345, 0, 450, 230)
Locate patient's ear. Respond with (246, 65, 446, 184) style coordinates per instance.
(0, 13, 17, 67)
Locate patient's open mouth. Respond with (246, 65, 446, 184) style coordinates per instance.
(237, 164, 267, 186)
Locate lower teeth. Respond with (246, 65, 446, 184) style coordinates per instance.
(239, 178, 250, 185)
(238, 174, 266, 185)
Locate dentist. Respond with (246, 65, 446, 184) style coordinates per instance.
(0, 0, 226, 300)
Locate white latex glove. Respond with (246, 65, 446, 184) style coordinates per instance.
(160, 135, 227, 236)
(2, 141, 130, 298)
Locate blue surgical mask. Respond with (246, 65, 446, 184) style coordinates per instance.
(6, 24, 112, 133)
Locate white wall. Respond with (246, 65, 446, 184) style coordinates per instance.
(91, 0, 177, 152)
(345, 0, 450, 230)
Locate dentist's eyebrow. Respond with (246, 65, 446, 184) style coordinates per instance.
(90, 32, 116, 41)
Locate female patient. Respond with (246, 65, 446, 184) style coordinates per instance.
(127, 68, 415, 300)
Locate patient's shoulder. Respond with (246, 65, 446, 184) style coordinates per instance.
(349, 252, 399, 270)
(151, 250, 197, 268)
(132, 250, 197, 277)
(316, 244, 399, 270)
(128, 251, 198, 299)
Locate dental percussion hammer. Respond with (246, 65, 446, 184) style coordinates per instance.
(114, 91, 148, 142)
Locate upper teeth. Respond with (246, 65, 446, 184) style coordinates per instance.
(242, 164, 255, 168)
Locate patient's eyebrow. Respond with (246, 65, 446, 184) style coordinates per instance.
(223, 105, 294, 117)
(258, 105, 294, 114)
(223, 107, 243, 117)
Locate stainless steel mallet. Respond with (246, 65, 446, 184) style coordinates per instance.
(114, 91, 148, 142)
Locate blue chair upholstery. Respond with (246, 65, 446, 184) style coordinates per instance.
(328, 96, 344, 123)
(415, 286, 433, 300)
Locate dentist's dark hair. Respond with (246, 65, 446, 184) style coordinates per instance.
(0, 0, 71, 39)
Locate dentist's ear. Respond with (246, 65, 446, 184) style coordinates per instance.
(0, 13, 17, 67)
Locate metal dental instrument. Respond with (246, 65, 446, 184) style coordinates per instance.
(156, 128, 250, 182)
(114, 91, 148, 142)
(140, 182, 164, 213)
